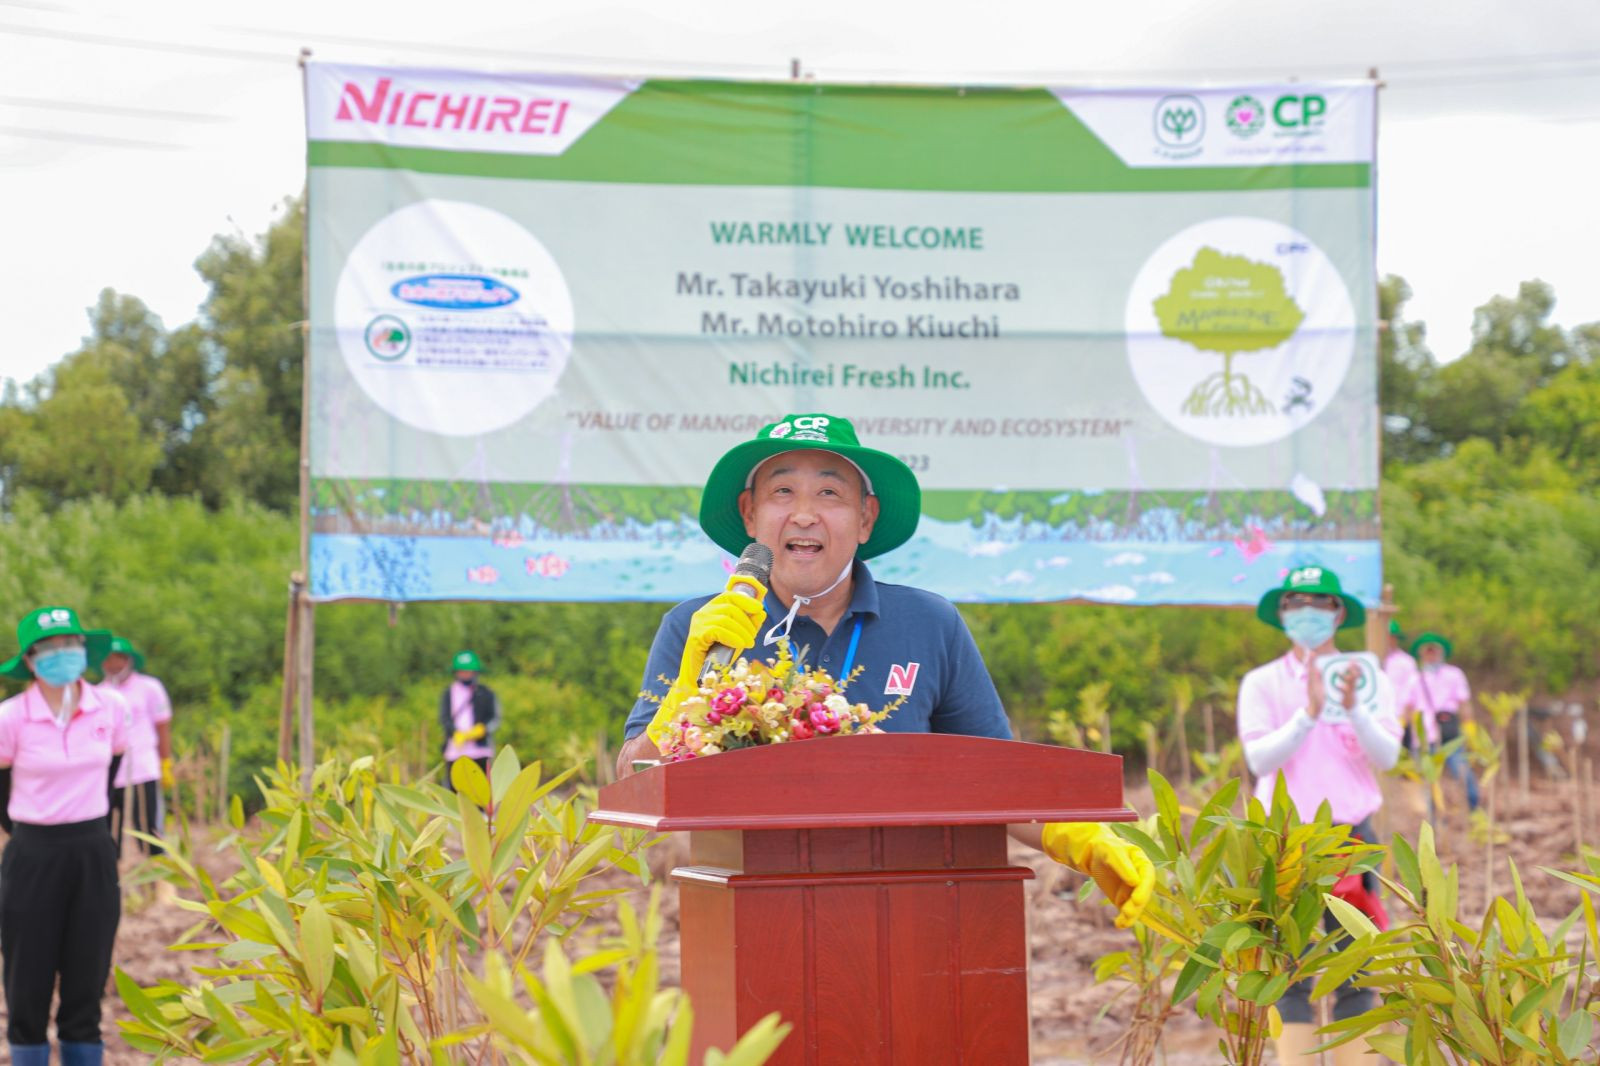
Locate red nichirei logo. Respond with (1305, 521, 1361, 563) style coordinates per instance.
(335, 78, 571, 135)
(884, 662, 920, 697)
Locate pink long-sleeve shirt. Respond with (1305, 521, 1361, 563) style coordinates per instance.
(1237, 651, 1401, 825)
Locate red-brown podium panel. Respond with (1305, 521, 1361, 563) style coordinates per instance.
(590, 734, 1134, 1065)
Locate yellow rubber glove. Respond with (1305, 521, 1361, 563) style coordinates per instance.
(1041, 822, 1155, 929)
(646, 577, 768, 743)
(451, 722, 487, 747)
(160, 757, 175, 790)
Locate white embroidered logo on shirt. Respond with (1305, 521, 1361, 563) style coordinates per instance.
(884, 662, 920, 697)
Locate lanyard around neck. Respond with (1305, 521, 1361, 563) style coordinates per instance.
(776, 616, 864, 680)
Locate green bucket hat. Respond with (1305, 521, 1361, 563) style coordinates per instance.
(1255, 566, 1366, 631)
(698, 413, 921, 560)
(1410, 632, 1453, 659)
(452, 650, 483, 673)
(1, 606, 113, 681)
(104, 635, 146, 673)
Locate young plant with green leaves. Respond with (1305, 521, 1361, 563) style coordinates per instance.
(1090, 817, 1187, 1066)
(118, 748, 786, 1064)
(1312, 822, 1600, 1065)
(1122, 771, 1378, 1066)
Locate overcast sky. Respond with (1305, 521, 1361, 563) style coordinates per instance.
(3, 0, 1598, 391)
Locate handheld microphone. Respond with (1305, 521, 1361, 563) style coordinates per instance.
(700, 542, 773, 679)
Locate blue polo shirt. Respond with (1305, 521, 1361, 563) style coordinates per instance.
(625, 561, 1011, 740)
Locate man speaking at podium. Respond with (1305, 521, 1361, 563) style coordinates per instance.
(616, 412, 1152, 928)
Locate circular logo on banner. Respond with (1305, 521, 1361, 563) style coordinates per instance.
(334, 200, 575, 437)
(1225, 94, 1266, 138)
(1124, 217, 1355, 447)
(364, 314, 411, 360)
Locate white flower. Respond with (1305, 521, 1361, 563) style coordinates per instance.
(700, 743, 722, 755)
(824, 694, 849, 714)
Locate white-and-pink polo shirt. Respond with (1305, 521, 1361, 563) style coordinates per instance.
(0, 682, 130, 825)
(443, 681, 492, 762)
(1237, 651, 1402, 826)
(1402, 664, 1471, 746)
(104, 671, 172, 788)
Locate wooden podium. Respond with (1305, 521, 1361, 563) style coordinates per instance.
(590, 734, 1134, 1064)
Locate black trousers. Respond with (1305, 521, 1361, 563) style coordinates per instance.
(110, 779, 165, 856)
(0, 820, 121, 1045)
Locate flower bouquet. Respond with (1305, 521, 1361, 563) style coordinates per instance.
(653, 643, 900, 761)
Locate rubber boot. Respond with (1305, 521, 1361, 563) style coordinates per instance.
(1274, 1022, 1322, 1063)
(60, 1041, 104, 1066)
(9, 1044, 51, 1066)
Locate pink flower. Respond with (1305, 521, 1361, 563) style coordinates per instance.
(808, 706, 840, 734)
(682, 727, 705, 752)
(711, 686, 747, 716)
(791, 720, 815, 741)
(766, 687, 785, 703)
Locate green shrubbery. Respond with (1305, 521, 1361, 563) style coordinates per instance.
(123, 746, 789, 1064)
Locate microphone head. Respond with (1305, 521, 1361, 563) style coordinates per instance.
(733, 542, 774, 584)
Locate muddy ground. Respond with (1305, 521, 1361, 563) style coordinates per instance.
(33, 773, 1596, 1065)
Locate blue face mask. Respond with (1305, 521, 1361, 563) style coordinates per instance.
(1281, 608, 1339, 650)
(30, 647, 87, 687)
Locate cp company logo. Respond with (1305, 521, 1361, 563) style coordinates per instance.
(1152, 94, 1205, 159)
(1225, 94, 1266, 138)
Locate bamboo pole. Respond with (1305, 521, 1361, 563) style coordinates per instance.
(279, 573, 303, 765)
(295, 51, 317, 795)
(297, 592, 316, 791)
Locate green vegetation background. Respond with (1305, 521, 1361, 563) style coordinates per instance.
(2, 199, 1597, 801)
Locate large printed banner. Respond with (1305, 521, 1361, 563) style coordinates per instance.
(304, 63, 1379, 605)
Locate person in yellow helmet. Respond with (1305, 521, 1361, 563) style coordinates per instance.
(616, 413, 1152, 928)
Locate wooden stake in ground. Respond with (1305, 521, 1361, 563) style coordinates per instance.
(1518, 701, 1530, 801)
(1572, 743, 1585, 858)
(216, 722, 231, 821)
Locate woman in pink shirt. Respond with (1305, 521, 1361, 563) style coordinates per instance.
(1236, 568, 1401, 1066)
(101, 635, 174, 856)
(439, 650, 499, 787)
(0, 607, 129, 1066)
(1405, 632, 1479, 812)
(1383, 620, 1420, 751)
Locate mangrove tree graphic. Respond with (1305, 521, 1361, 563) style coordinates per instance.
(1125, 216, 1358, 449)
(1152, 246, 1305, 418)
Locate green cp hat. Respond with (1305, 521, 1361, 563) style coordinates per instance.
(1388, 619, 1406, 641)
(452, 650, 483, 673)
(104, 636, 146, 673)
(1255, 566, 1366, 631)
(1, 606, 113, 681)
(698, 413, 921, 560)
(1410, 632, 1453, 659)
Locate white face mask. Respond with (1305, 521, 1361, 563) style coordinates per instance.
(1281, 607, 1339, 650)
(763, 559, 854, 647)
